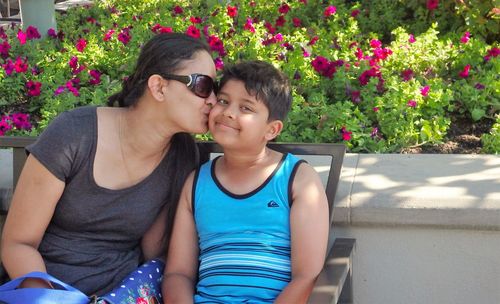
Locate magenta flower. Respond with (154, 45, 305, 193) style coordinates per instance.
(311, 56, 329, 72)
(69, 56, 78, 70)
(370, 127, 378, 138)
(484, 47, 500, 62)
(86, 17, 97, 24)
(407, 100, 417, 108)
(26, 80, 42, 97)
(208, 35, 226, 56)
(102, 29, 114, 41)
(186, 25, 200, 38)
(66, 79, 80, 97)
(420, 86, 430, 96)
(370, 39, 382, 48)
(401, 69, 414, 81)
(214, 57, 224, 70)
(2, 59, 14, 75)
(351, 9, 360, 17)
(190, 16, 202, 24)
(275, 16, 286, 27)
(359, 67, 381, 86)
(10, 113, 31, 130)
(340, 127, 352, 141)
(350, 90, 361, 104)
(26, 26, 41, 39)
(89, 70, 101, 85)
(427, 0, 439, 10)
(373, 107, 379, 112)
(75, 38, 87, 52)
(324, 6, 336, 17)
(355, 47, 363, 60)
(292, 17, 302, 27)
(278, 3, 290, 14)
(47, 28, 57, 38)
(460, 32, 470, 44)
(17, 30, 27, 45)
(408, 34, 416, 43)
(14, 57, 28, 73)
(244, 18, 255, 32)
(173, 5, 183, 15)
(458, 64, 471, 78)
(307, 36, 319, 46)
(227, 5, 237, 18)
(474, 83, 485, 90)
(372, 47, 392, 61)
(54, 85, 65, 96)
(0, 40, 11, 58)
(264, 21, 276, 34)
(117, 29, 132, 45)
(0, 116, 12, 135)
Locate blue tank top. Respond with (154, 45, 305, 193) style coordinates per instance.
(193, 153, 304, 303)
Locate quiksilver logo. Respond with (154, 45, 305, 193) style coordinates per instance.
(267, 200, 279, 207)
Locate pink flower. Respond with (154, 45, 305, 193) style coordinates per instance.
(227, 5, 237, 18)
(89, 70, 101, 85)
(275, 16, 286, 27)
(54, 85, 65, 96)
(324, 6, 336, 17)
(47, 28, 57, 38)
(420, 86, 430, 96)
(26, 80, 42, 97)
(173, 5, 183, 15)
(484, 47, 499, 62)
(69, 56, 78, 70)
(427, 0, 439, 10)
(0, 116, 12, 135)
(292, 17, 302, 27)
(408, 34, 416, 43)
(264, 21, 276, 34)
(186, 25, 200, 38)
(26, 26, 41, 39)
(350, 90, 361, 104)
(208, 35, 226, 56)
(307, 36, 319, 46)
(401, 69, 414, 81)
(407, 100, 417, 108)
(460, 31, 470, 44)
(373, 107, 379, 112)
(340, 127, 352, 141)
(0, 40, 11, 58)
(17, 30, 27, 45)
(2, 59, 14, 75)
(75, 38, 87, 52)
(351, 9, 360, 17)
(66, 79, 80, 96)
(311, 56, 329, 72)
(278, 3, 290, 14)
(458, 64, 471, 78)
(190, 16, 202, 24)
(355, 47, 363, 60)
(359, 67, 381, 86)
(370, 39, 382, 48)
(244, 18, 255, 32)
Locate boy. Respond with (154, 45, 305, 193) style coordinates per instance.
(162, 61, 329, 303)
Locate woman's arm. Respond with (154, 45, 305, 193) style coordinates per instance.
(141, 207, 168, 261)
(274, 163, 329, 304)
(0, 155, 65, 288)
(162, 172, 199, 304)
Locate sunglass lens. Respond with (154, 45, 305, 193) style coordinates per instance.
(193, 75, 214, 98)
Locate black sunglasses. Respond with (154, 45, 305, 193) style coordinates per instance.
(160, 73, 218, 99)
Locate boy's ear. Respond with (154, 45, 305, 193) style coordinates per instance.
(265, 120, 283, 141)
(147, 75, 166, 101)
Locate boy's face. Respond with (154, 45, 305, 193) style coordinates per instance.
(209, 79, 282, 149)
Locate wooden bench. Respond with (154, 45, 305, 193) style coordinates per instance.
(0, 136, 355, 303)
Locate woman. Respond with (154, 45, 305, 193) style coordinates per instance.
(0, 32, 217, 299)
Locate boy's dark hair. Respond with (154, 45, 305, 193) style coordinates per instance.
(108, 32, 210, 108)
(219, 60, 292, 121)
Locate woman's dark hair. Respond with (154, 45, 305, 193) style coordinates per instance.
(219, 60, 292, 122)
(108, 32, 211, 107)
(109, 33, 210, 255)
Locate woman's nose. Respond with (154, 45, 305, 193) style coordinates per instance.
(205, 92, 217, 107)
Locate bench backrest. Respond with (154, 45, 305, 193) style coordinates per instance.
(0, 136, 345, 223)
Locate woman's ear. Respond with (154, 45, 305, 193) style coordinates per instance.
(147, 75, 166, 101)
(265, 120, 284, 141)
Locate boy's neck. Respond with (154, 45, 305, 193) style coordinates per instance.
(220, 146, 273, 169)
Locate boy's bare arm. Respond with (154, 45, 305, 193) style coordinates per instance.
(274, 163, 329, 304)
(162, 172, 199, 304)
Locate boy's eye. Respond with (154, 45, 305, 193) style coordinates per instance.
(216, 98, 228, 105)
(241, 106, 254, 112)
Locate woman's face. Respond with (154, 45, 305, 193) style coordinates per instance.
(163, 50, 217, 134)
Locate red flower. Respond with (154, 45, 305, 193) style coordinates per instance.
(426, 0, 439, 10)
(227, 5, 237, 18)
(401, 69, 414, 81)
(341, 127, 352, 141)
(89, 70, 101, 85)
(173, 5, 183, 15)
(311, 56, 329, 72)
(186, 25, 200, 38)
(324, 6, 336, 17)
(0, 40, 11, 58)
(292, 17, 301, 27)
(14, 57, 28, 73)
(244, 18, 255, 32)
(117, 29, 132, 45)
(275, 16, 286, 27)
(190, 16, 202, 24)
(407, 100, 417, 108)
(75, 38, 87, 52)
(26, 26, 41, 39)
(350, 90, 361, 104)
(103, 29, 115, 41)
(484, 47, 500, 61)
(351, 9, 360, 17)
(307, 36, 319, 46)
(26, 80, 42, 97)
(17, 30, 27, 45)
(208, 35, 226, 56)
(458, 64, 471, 78)
(264, 22, 276, 34)
(279, 3, 290, 14)
(355, 47, 363, 60)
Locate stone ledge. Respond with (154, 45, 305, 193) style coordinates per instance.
(332, 154, 500, 231)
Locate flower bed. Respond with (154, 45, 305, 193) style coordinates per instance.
(0, 0, 498, 153)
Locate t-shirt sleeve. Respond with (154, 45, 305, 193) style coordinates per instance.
(26, 111, 78, 182)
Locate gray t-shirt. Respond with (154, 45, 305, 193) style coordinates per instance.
(26, 106, 181, 295)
